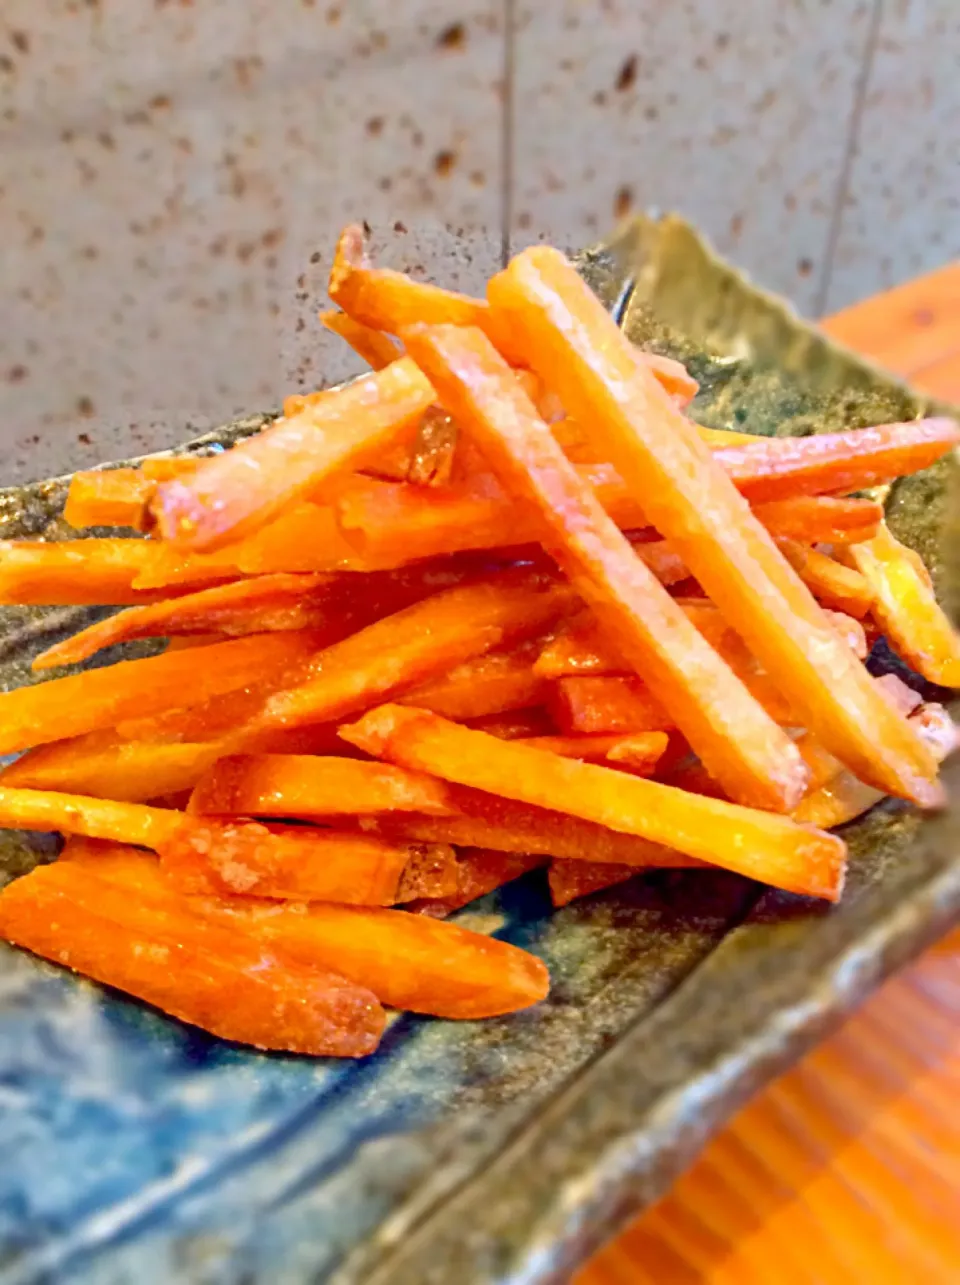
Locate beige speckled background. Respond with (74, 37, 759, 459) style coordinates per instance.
(0, 0, 956, 482)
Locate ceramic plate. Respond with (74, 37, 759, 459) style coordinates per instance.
(1, 214, 957, 1285)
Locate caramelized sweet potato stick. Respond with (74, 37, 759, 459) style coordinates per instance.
(141, 457, 205, 481)
(487, 246, 939, 805)
(775, 539, 874, 618)
(639, 352, 699, 405)
(550, 676, 674, 735)
(516, 731, 668, 772)
(189, 754, 453, 819)
(1, 739, 227, 803)
(0, 785, 182, 847)
(64, 468, 156, 532)
(160, 818, 456, 904)
(363, 780, 707, 869)
(721, 418, 959, 503)
(749, 495, 882, 545)
(0, 629, 326, 754)
(62, 840, 548, 1019)
(32, 573, 343, 670)
(152, 356, 434, 550)
(0, 538, 231, 606)
(548, 859, 635, 907)
(839, 521, 960, 687)
(402, 323, 805, 811)
(0, 862, 384, 1056)
(249, 569, 575, 735)
(406, 848, 547, 918)
(794, 703, 959, 829)
(397, 642, 550, 721)
(342, 706, 847, 900)
(318, 309, 403, 369)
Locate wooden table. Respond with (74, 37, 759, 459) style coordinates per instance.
(580, 264, 960, 1285)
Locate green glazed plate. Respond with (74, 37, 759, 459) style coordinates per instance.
(0, 214, 957, 1285)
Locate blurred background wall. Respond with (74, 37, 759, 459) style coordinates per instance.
(0, 0, 956, 480)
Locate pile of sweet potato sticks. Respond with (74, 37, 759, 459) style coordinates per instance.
(0, 225, 957, 1058)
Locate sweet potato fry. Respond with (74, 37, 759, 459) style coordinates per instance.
(1, 738, 226, 802)
(0, 538, 227, 606)
(61, 840, 548, 1018)
(406, 848, 546, 918)
(487, 246, 938, 805)
(548, 859, 635, 907)
(160, 817, 456, 905)
(397, 642, 551, 721)
(465, 708, 555, 739)
(188, 754, 453, 819)
(793, 703, 959, 829)
(775, 538, 874, 617)
(318, 309, 403, 370)
(515, 731, 668, 773)
(64, 468, 156, 532)
(249, 569, 575, 736)
(140, 457, 204, 481)
(750, 495, 882, 545)
(402, 323, 804, 811)
(550, 676, 674, 735)
(0, 629, 326, 754)
(362, 779, 707, 869)
(0, 785, 182, 847)
(720, 417, 960, 503)
(823, 610, 868, 659)
(839, 521, 960, 687)
(32, 573, 344, 670)
(152, 357, 434, 550)
(0, 862, 384, 1056)
(342, 706, 847, 900)
(328, 222, 527, 358)
(639, 352, 699, 406)
(336, 469, 881, 572)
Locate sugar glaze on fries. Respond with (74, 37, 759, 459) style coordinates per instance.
(0, 225, 957, 1057)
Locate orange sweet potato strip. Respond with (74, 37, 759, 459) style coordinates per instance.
(140, 457, 204, 482)
(548, 859, 635, 907)
(363, 780, 707, 870)
(397, 641, 551, 721)
(0, 738, 227, 803)
(406, 848, 547, 918)
(0, 539, 231, 606)
(0, 629, 326, 755)
(160, 817, 456, 905)
(794, 703, 959, 829)
(775, 538, 874, 618)
(63, 839, 548, 1019)
(0, 862, 384, 1056)
(318, 309, 403, 369)
(342, 706, 847, 900)
(515, 731, 668, 772)
(247, 569, 575, 736)
(550, 675, 674, 736)
(188, 753, 453, 819)
(64, 468, 156, 532)
(487, 246, 939, 806)
(32, 573, 343, 670)
(335, 471, 881, 570)
(402, 323, 805, 812)
(0, 785, 183, 847)
(749, 495, 882, 545)
(839, 521, 960, 687)
(152, 356, 434, 551)
(720, 418, 959, 503)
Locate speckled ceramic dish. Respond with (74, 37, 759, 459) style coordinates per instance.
(0, 214, 957, 1285)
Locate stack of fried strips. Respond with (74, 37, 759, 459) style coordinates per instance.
(0, 225, 957, 1057)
